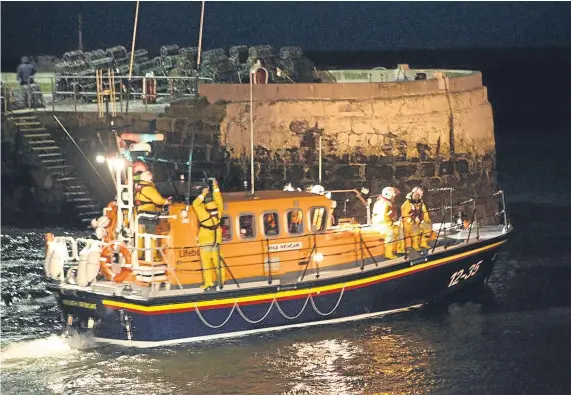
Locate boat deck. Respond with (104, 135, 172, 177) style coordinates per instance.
(57, 224, 510, 301)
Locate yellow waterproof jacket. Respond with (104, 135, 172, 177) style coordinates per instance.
(192, 187, 223, 246)
(372, 199, 396, 226)
(135, 181, 169, 213)
(401, 199, 431, 224)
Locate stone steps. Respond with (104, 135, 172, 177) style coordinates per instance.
(7, 113, 102, 226)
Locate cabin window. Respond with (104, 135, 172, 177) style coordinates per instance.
(239, 214, 256, 239)
(263, 212, 279, 237)
(287, 209, 304, 234)
(221, 215, 232, 242)
(310, 207, 327, 232)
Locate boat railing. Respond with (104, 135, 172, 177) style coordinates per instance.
(50, 191, 509, 288)
(166, 190, 510, 286)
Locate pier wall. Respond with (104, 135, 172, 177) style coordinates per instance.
(2, 70, 498, 224)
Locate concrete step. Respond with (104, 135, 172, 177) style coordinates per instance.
(37, 153, 63, 158)
(23, 133, 51, 139)
(27, 139, 56, 145)
(31, 145, 60, 151)
(68, 197, 94, 202)
(56, 177, 77, 182)
(11, 115, 37, 120)
(43, 158, 67, 164)
(64, 191, 87, 196)
(76, 204, 99, 209)
(14, 121, 42, 126)
(46, 165, 70, 171)
(20, 127, 46, 132)
(79, 211, 102, 218)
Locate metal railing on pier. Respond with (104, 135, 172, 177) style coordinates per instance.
(1, 74, 214, 114)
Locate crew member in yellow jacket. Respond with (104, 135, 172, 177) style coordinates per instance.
(372, 187, 403, 259)
(134, 169, 171, 259)
(401, 186, 432, 251)
(134, 169, 170, 213)
(192, 179, 225, 290)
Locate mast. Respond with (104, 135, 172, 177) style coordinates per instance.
(78, 15, 83, 52)
(249, 68, 255, 194)
(125, 1, 140, 114)
(186, 0, 206, 202)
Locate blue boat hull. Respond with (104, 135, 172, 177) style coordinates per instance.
(49, 237, 507, 347)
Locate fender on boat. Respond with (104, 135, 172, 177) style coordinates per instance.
(76, 244, 103, 286)
(44, 236, 69, 279)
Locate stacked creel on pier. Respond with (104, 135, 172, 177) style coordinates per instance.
(52, 44, 317, 103)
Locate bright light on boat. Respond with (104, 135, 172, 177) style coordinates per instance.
(107, 158, 125, 170)
(314, 252, 324, 263)
(180, 210, 189, 218)
(95, 154, 105, 163)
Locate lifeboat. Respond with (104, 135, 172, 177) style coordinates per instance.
(44, 146, 512, 347)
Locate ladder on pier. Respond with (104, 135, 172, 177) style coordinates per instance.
(7, 112, 103, 226)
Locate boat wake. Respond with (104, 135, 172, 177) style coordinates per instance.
(0, 332, 97, 367)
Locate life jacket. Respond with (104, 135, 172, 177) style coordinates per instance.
(372, 197, 398, 226)
(134, 181, 163, 212)
(199, 204, 220, 231)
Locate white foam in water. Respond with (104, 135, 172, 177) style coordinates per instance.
(0, 333, 95, 363)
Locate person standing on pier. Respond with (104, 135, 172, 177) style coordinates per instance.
(16, 56, 36, 86)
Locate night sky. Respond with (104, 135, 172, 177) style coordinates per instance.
(2, 1, 571, 60)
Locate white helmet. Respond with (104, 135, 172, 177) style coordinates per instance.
(411, 186, 424, 200)
(283, 183, 295, 192)
(381, 187, 399, 200)
(310, 184, 325, 195)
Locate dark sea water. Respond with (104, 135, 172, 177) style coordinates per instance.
(2, 48, 571, 394)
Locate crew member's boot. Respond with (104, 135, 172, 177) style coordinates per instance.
(419, 233, 431, 249)
(411, 235, 421, 251)
(199, 248, 215, 289)
(396, 238, 405, 254)
(384, 242, 398, 260)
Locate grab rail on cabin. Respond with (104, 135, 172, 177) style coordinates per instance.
(157, 205, 507, 288)
(45, 191, 508, 288)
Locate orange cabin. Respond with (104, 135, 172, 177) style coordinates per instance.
(147, 190, 388, 287)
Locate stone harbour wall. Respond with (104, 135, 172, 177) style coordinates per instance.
(196, 71, 498, 221)
(4, 70, 500, 225)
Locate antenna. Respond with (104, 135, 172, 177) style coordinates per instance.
(249, 68, 255, 194)
(186, 0, 206, 203)
(78, 15, 83, 52)
(125, 1, 140, 115)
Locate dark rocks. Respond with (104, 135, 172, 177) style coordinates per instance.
(419, 163, 436, 178)
(439, 161, 455, 176)
(455, 159, 470, 174)
(365, 165, 394, 183)
(395, 163, 417, 179)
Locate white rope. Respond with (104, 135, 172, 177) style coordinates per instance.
(310, 284, 346, 316)
(274, 293, 311, 320)
(195, 284, 346, 328)
(194, 301, 237, 329)
(235, 299, 276, 324)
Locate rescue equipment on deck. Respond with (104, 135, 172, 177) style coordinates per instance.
(100, 242, 133, 283)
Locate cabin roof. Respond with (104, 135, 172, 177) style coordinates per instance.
(222, 190, 325, 203)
